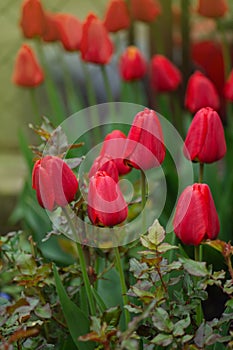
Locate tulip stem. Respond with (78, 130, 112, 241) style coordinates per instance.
(114, 246, 130, 328)
(62, 207, 96, 316)
(199, 163, 204, 183)
(141, 170, 147, 233)
(101, 65, 114, 103)
(29, 89, 40, 121)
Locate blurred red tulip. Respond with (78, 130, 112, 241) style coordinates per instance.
(150, 54, 182, 92)
(20, 0, 46, 38)
(184, 107, 226, 163)
(32, 156, 78, 211)
(88, 171, 128, 226)
(224, 69, 233, 101)
(130, 0, 161, 22)
(42, 12, 59, 42)
(80, 13, 113, 64)
(100, 130, 131, 175)
(197, 0, 228, 18)
(89, 155, 119, 183)
(103, 0, 130, 32)
(185, 71, 220, 113)
(12, 44, 44, 87)
(55, 14, 82, 51)
(125, 108, 165, 170)
(119, 46, 147, 81)
(173, 183, 220, 245)
(191, 41, 225, 96)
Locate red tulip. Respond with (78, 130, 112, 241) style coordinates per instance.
(119, 46, 147, 81)
(88, 171, 128, 226)
(150, 54, 182, 92)
(173, 183, 220, 245)
(32, 156, 78, 211)
(55, 14, 82, 51)
(185, 71, 220, 113)
(184, 107, 226, 164)
(100, 130, 131, 175)
(80, 13, 113, 65)
(42, 12, 59, 42)
(89, 155, 119, 183)
(103, 0, 130, 32)
(12, 44, 44, 87)
(197, 0, 228, 18)
(20, 0, 46, 38)
(191, 41, 225, 96)
(124, 108, 165, 170)
(224, 69, 233, 102)
(130, 0, 161, 22)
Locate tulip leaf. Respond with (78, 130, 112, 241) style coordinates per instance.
(179, 257, 209, 277)
(53, 264, 94, 350)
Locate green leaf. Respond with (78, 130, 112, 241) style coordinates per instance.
(91, 287, 106, 313)
(179, 257, 209, 277)
(173, 315, 191, 336)
(157, 243, 178, 253)
(152, 308, 174, 333)
(129, 258, 149, 279)
(151, 333, 173, 346)
(102, 306, 121, 328)
(147, 219, 165, 246)
(53, 264, 94, 350)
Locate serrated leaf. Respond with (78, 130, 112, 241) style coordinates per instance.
(204, 240, 226, 253)
(152, 307, 174, 332)
(129, 258, 149, 279)
(131, 287, 155, 304)
(102, 306, 121, 327)
(35, 303, 51, 319)
(173, 315, 191, 336)
(147, 219, 165, 246)
(151, 333, 173, 346)
(226, 299, 233, 309)
(179, 257, 209, 277)
(124, 304, 142, 314)
(53, 264, 94, 350)
(157, 243, 178, 253)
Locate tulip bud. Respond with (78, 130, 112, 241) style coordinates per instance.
(103, 0, 130, 32)
(12, 44, 44, 87)
(124, 108, 165, 170)
(89, 155, 119, 183)
(80, 13, 113, 65)
(197, 0, 228, 18)
(42, 12, 59, 42)
(20, 0, 46, 38)
(55, 14, 83, 51)
(184, 107, 226, 163)
(32, 156, 78, 211)
(130, 0, 161, 22)
(100, 130, 131, 175)
(150, 54, 182, 92)
(119, 46, 147, 81)
(224, 69, 233, 102)
(185, 71, 220, 113)
(88, 171, 128, 226)
(173, 183, 220, 245)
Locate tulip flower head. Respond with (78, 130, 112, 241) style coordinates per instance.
(130, 0, 161, 22)
(173, 183, 220, 245)
(197, 0, 228, 18)
(100, 130, 131, 175)
(32, 156, 78, 211)
(185, 71, 220, 113)
(12, 44, 44, 87)
(55, 14, 83, 51)
(184, 107, 226, 164)
(124, 108, 165, 170)
(119, 46, 147, 81)
(89, 155, 119, 183)
(20, 0, 46, 38)
(151, 54, 182, 92)
(88, 171, 128, 226)
(103, 0, 130, 32)
(42, 12, 59, 42)
(224, 69, 233, 102)
(80, 13, 113, 65)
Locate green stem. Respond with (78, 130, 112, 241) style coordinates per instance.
(181, 0, 191, 87)
(101, 65, 114, 103)
(29, 89, 40, 121)
(114, 247, 130, 327)
(217, 19, 231, 77)
(199, 163, 204, 183)
(62, 207, 96, 316)
(141, 170, 147, 234)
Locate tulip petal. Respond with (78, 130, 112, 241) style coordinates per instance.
(200, 184, 220, 239)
